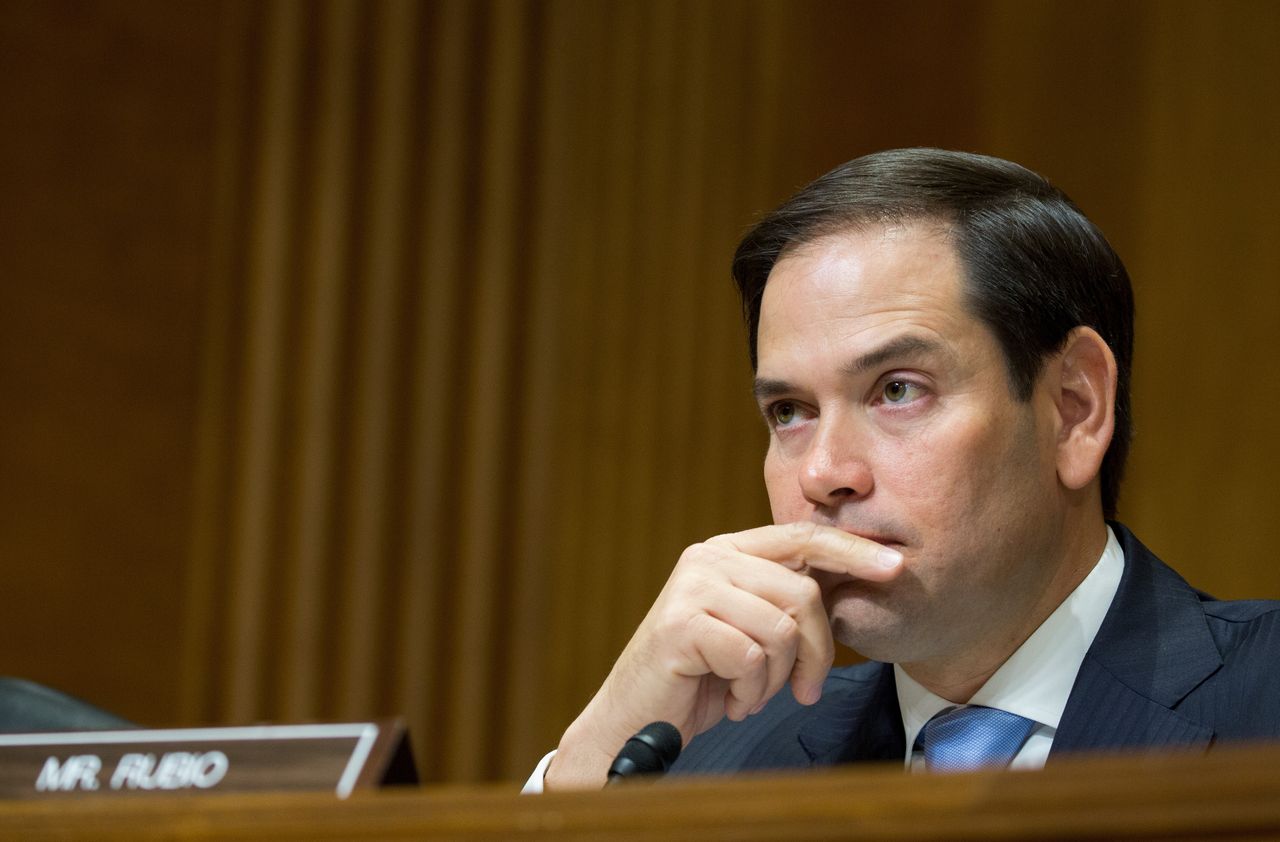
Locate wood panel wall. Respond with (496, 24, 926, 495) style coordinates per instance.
(178, 0, 804, 783)
(1, 0, 1277, 784)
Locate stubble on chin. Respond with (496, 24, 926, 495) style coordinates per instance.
(821, 577, 919, 662)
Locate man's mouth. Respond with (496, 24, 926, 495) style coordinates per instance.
(834, 527, 904, 550)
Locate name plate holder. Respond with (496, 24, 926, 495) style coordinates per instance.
(0, 721, 417, 799)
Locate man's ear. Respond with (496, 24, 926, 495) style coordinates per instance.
(1052, 326, 1117, 491)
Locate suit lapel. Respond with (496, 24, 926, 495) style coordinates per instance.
(1051, 524, 1219, 758)
(797, 662, 905, 765)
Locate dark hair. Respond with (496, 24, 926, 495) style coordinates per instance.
(733, 148, 1134, 517)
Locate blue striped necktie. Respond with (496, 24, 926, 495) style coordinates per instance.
(918, 705, 1037, 773)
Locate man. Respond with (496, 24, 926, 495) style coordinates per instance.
(528, 148, 1280, 791)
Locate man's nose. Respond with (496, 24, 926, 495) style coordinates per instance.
(798, 419, 874, 508)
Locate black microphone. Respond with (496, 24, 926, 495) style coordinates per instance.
(605, 721, 682, 785)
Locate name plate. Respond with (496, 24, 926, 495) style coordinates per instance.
(0, 721, 416, 799)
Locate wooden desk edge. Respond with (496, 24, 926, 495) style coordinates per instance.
(2, 741, 1279, 840)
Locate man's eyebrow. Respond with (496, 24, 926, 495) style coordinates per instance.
(841, 335, 949, 375)
(752, 377, 795, 404)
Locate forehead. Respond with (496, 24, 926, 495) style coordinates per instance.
(757, 223, 974, 368)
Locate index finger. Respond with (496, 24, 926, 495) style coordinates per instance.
(709, 521, 904, 581)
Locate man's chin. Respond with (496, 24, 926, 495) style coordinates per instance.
(826, 586, 912, 662)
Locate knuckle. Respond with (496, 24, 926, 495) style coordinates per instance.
(653, 601, 700, 643)
(679, 541, 728, 571)
(676, 542, 707, 568)
(784, 520, 817, 544)
(680, 610, 714, 639)
(772, 612, 800, 644)
(794, 574, 823, 604)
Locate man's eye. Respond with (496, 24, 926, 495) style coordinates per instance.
(883, 380, 918, 404)
(771, 401, 797, 425)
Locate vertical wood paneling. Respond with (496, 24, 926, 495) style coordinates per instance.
(543, 0, 610, 733)
(224, 0, 303, 723)
(394, 0, 473, 779)
(712, 0, 770, 531)
(651, 0, 711, 632)
(181, 0, 254, 726)
(729, 0, 789, 523)
(393, 0, 473, 777)
(444, 0, 531, 781)
(499, 0, 573, 777)
(616, 0, 680, 671)
(1122, 1, 1280, 596)
(333, 0, 418, 719)
(975, 0, 1144, 252)
(674, 0, 717, 554)
(280, 0, 360, 722)
(584, 0, 643, 684)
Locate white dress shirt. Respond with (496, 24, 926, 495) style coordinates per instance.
(524, 526, 1123, 791)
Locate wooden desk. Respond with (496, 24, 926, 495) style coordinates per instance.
(2, 744, 1279, 840)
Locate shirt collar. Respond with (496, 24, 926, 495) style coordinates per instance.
(894, 525, 1124, 759)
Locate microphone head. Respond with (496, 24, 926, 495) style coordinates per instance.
(606, 721, 683, 782)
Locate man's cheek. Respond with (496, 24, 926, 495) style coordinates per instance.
(762, 467, 798, 523)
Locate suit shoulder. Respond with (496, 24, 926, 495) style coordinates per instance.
(1200, 596, 1280, 623)
(1200, 596, 1280, 659)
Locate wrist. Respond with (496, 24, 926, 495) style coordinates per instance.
(544, 714, 619, 791)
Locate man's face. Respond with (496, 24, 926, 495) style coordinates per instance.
(755, 224, 1068, 671)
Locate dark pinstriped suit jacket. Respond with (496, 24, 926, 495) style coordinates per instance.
(669, 523, 1280, 775)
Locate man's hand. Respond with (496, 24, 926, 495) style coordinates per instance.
(544, 522, 904, 789)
